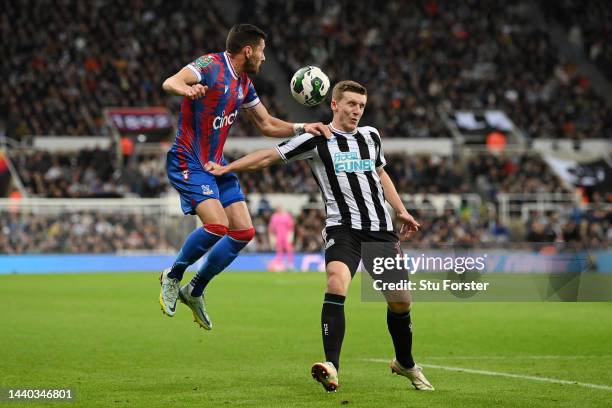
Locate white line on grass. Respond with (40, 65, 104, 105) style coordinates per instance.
(424, 355, 612, 360)
(364, 358, 612, 391)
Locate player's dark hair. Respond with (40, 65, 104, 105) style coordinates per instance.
(332, 80, 367, 101)
(226, 24, 267, 54)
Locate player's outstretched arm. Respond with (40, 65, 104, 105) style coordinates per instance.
(246, 103, 331, 139)
(162, 67, 208, 100)
(205, 148, 282, 175)
(377, 167, 420, 240)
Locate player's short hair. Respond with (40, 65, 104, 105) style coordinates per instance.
(226, 24, 267, 54)
(332, 80, 367, 101)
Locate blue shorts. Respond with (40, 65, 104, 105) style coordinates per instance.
(166, 150, 245, 215)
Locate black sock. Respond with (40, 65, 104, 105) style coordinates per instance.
(387, 308, 415, 369)
(321, 293, 346, 371)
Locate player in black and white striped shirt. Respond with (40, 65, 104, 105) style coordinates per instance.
(206, 80, 434, 392)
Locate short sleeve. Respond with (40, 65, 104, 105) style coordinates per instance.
(275, 133, 318, 163)
(186, 54, 219, 86)
(368, 127, 386, 169)
(241, 79, 260, 110)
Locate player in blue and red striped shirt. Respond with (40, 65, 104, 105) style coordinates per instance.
(159, 24, 331, 330)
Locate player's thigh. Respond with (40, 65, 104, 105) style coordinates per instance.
(195, 199, 228, 226)
(324, 226, 361, 287)
(361, 231, 411, 304)
(224, 201, 253, 230)
(216, 172, 252, 229)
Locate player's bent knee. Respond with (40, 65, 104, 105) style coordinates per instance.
(228, 227, 255, 242)
(203, 223, 229, 236)
(326, 274, 350, 295)
(388, 301, 411, 314)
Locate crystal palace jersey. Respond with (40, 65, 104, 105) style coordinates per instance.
(170, 52, 260, 168)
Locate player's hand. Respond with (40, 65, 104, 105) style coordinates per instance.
(204, 161, 227, 175)
(304, 122, 332, 139)
(185, 84, 208, 100)
(397, 211, 420, 241)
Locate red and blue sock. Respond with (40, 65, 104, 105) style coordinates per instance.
(167, 224, 228, 280)
(190, 228, 255, 297)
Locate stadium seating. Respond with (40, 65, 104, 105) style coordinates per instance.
(0, 0, 286, 139)
(9, 148, 567, 198)
(2, 200, 608, 254)
(0, 210, 173, 254)
(11, 148, 168, 198)
(1, 1, 610, 255)
(255, 0, 612, 139)
(542, 0, 612, 82)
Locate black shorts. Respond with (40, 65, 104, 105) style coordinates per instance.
(323, 225, 402, 278)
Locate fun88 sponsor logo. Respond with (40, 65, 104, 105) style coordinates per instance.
(213, 110, 238, 130)
(333, 152, 375, 174)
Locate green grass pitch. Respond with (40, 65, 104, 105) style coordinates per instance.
(1, 272, 611, 407)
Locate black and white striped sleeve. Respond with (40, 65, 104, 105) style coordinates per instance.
(275, 133, 318, 163)
(368, 128, 386, 169)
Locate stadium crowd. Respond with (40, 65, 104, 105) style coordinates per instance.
(2, 0, 611, 256)
(3, 1, 611, 142)
(10, 148, 567, 199)
(467, 153, 568, 200)
(543, 0, 612, 82)
(251, 0, 612, 140)
(12, 148, 169, 198)
(2, 202, 609, 254)
(0, 211, 173, 254)
(1, 0, 286, 140)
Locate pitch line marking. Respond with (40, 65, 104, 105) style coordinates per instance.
(364, 358, 612, 391)
(423, 355, 612, 360)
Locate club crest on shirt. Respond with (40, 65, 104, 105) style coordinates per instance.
(201, 184, 214, 195)
(182, 170, 189, 180)
(238, 86, 244, 100)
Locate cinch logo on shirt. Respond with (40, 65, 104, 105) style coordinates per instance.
(213, 109, 238, 130)
(333, 152, 375, 174)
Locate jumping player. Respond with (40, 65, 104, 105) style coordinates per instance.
(159, 24, 331, 329)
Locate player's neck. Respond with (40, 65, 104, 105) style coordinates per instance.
(330, 122, 357, 135)
(226, 52, 244, 76)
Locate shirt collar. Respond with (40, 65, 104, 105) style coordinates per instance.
(223, 51, 239, 80)
(329, 123, 357, 136)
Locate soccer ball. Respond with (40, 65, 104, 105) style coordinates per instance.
(290, 66, 330, 107)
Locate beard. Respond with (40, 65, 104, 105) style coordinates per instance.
(244, 55, 260, 75)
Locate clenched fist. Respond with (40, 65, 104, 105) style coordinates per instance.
(185, 84, 208, 100)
